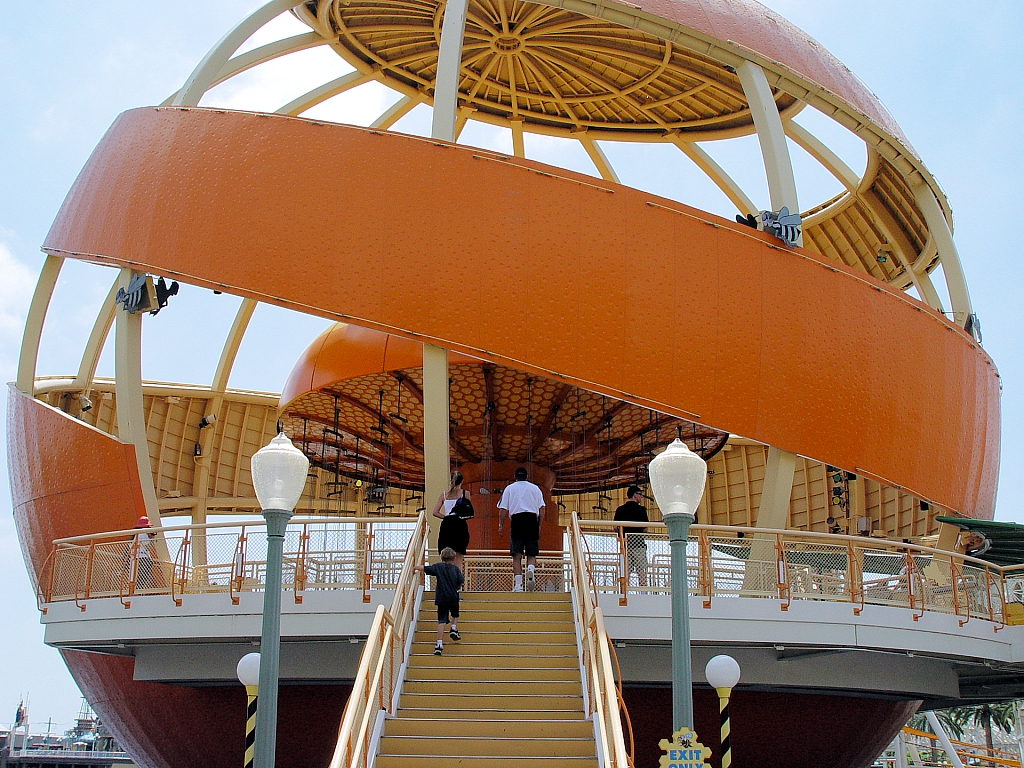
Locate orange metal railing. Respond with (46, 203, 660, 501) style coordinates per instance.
(899, 726, 1022, 768)
(44, 517, 418, 608)
(40, 518, 1024, 633)
(578, 520, 1021, 628)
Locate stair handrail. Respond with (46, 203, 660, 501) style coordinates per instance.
(329, 511, 428, 768)
(570, 512, 631, 768)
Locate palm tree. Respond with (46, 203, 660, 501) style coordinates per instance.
(945, 702, 1017, 754)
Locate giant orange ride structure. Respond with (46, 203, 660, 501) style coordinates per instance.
(7, 1, 1006, 767)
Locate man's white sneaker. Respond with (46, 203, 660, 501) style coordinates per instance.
(525, 569, 536, 589)
(513, 584, 524, 592)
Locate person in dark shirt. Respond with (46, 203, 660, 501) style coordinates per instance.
(614, 485, 649, 587)
(416, 547, 465, 655)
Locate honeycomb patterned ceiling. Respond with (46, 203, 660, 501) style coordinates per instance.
(280, 362, 727, 493)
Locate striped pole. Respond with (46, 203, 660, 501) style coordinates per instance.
(244, 685, 258, 768)
(716, 687, 732, 768)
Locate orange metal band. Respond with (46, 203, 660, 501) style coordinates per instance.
(42, 107, 999, 517)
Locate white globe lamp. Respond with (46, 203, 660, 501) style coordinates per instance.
(236, 652, 261, 688)
(647, 437, 708, 734)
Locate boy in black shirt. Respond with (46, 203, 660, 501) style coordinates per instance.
(416, 547, 465, 655)
(614, 485, 649, 587)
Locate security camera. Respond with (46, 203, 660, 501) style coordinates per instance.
(78, 394, 93, 412)
(199, 414, 217, 429)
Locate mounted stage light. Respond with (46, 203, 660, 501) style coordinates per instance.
(150, 277, 179, 315)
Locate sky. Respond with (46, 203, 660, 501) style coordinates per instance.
(2, 0, 1023, 734)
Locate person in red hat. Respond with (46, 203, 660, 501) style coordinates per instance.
(133, 516, 157, 590)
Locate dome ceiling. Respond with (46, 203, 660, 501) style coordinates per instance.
(280, 362, 728, 494)
(301, 0, 799, 135)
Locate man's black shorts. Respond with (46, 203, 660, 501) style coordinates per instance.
(437, 603, 460, 624)
(510, 513, 540, 557)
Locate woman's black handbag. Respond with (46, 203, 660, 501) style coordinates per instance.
(453, 494, 475, 520)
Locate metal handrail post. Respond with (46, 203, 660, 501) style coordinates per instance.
(254, 508, 292, 768)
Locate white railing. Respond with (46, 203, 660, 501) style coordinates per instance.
(329, 512, 427, 768)
(578, 520, 1020, 629)
(569, 512, 632, 768)
(41, 517, 417, 610)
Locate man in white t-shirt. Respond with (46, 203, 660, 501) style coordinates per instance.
(497, 467, 545, 592)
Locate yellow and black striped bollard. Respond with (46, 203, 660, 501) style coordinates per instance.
(244, 685, 258, 768)
(705, 654, 740, 768)
(716, 686, 733, 768)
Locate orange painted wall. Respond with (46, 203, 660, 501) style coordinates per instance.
(42, 107, 1000, 517)
(7, 385, 147, 588)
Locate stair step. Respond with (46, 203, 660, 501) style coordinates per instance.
(394, 708, 588, 721)
(413, 630, 577, 643)
(408, 653, 577, 667)
(417, 618, 577, 626)
(384, 718, 593, 739)
(403, 680, 581, 695)
(415, 622, 577, 634)
(404, 666, 580, 682)
(399, 693, 584, 711)
(378, 735, 596, 758)
(425, 592, 571, 602)
(410, 641, 576, 655)
(408, 650, 577, 662)
(376, 757, 596, 768)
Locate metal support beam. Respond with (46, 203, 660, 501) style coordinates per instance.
(193, 298, 259, 568)
(511, 120, 525, 158)
(924, 711, 965, 768)
(757, 446, 796, 529)
(173, 0, 302, 107)
(736, 60, 800, 242)
(784, 120, 859, 191)
(422, 344, 450, 555)
(114, 268, 161, 524)
(580, 138, 619, 183)
(431, 0, 470, 141)
(911, 182, 973, 326)
(16, 255, 63, 395)
(372, 96, 417, 130)
(72, 277, 119, 391)
(671, 137, 757, 216)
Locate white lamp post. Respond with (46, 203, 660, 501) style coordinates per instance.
(648, 437, 707, 732)
(705, 654, 741, 768)
(236, 653, 261, 768)
(250, 433, 309, 768)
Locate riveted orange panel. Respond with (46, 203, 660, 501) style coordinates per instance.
(659, 0, 914, 154)
(42, 108, 1000, 517)
(6, 386, 147, 587)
